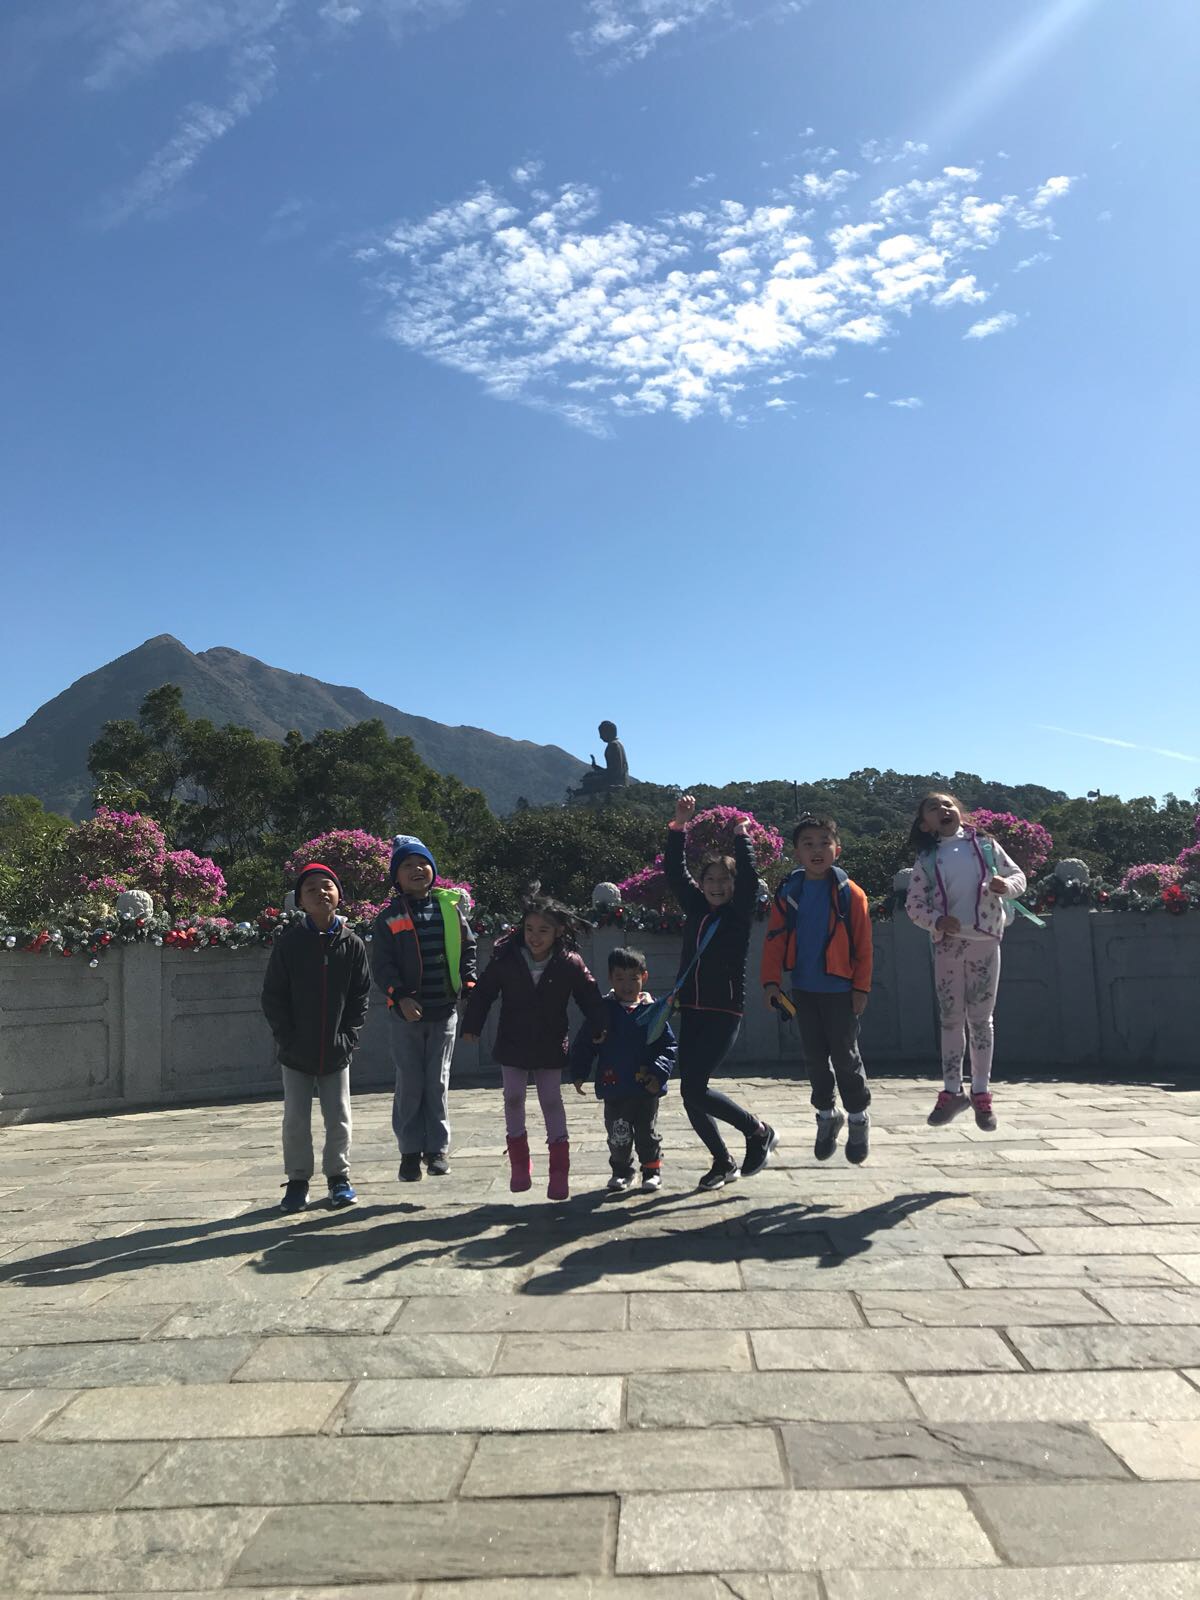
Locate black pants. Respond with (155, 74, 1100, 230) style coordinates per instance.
(604, 1093, 662, 1176)
(677, 1009, 758, 1165)
(793, 990, 871, 1114)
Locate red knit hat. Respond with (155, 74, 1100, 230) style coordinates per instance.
(293, 862, 344, 903)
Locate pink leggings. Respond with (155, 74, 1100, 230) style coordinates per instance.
(501, 1066, 568, 1145)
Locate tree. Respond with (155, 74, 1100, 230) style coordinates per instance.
(88, 685, 193, 837)
(1039, 794, 1196, 882)
(0, 796, 72, 922)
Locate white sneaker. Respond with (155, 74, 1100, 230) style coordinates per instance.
(641, 1171, 662, 1192)
(606, 1173, 633, 1193)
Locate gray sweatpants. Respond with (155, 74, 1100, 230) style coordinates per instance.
(281, 1066, 352, 1180)
(391, 1011, 458, 1157)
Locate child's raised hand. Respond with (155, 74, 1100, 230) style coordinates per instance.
(673, 794, 696, 827)
(732, 817, 751, 838)
(988, 876, 1009, 897)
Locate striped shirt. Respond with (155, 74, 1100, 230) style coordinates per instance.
(410, 896, 453, 1010)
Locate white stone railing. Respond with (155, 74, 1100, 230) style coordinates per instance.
(1, 910, 1197, 1122)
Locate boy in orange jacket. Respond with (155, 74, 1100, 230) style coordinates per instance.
(762, 815, 874, 1165)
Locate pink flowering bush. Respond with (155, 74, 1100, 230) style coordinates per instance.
(1119, 862, 1184, 895)
(1176, 843, 1200, 883)
(617, 807, 783, 911)
(284, 830, 392, 920)
(970, 810, 1053, 878)
(162, 850, 227, 916)
(58, 809, 167, 900)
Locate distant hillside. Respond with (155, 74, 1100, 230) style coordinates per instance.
(0, 636, 588, 817)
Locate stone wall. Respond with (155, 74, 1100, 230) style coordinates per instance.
(1, 910, 1197, 1122)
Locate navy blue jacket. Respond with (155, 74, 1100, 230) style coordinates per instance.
(569, 993, 676, 1098)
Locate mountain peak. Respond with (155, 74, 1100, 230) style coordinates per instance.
(0, 639, 586, 817)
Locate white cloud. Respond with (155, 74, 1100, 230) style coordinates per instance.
(1031, 174, 1073, 208)
(889, 396, 923, 408)
(689, 172, 717, 189)
(99, 42, 277, 226)
(575, 0, 808, 61)
(361, 164, 1072, 428)
(1037, 725, 1200, 765)
(510, 160, 544, 186)
(1014, 251, 1050, 271)
(794, 168, 858, 201)
(933, 273, 988, 307)
(863, 390, 878, 399)
(859, 137, 929, 165)
(964, 311, 1019, 340)
(765, 396, 791, 408)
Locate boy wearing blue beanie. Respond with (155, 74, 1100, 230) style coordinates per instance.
(370, 835, 477, 1181)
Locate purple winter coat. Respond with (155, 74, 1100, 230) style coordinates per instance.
(461, 935, 605, 1072)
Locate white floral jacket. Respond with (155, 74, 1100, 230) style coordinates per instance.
(905, 829, 1027, 943)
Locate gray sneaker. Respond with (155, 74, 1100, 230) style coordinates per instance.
(814, 1110, 845, 1161)
(846, 1113, 870, 1165)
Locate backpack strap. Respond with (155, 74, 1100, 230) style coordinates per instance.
(978, 837, 1046, 927)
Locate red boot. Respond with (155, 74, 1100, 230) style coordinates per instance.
(547, 1138, 570, 1201)
(506, 1133, 532, 1193)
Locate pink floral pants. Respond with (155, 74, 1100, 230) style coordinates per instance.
(933, 937, 1001, 1095)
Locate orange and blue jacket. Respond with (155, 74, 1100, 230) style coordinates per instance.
(761, 867, 873, 994)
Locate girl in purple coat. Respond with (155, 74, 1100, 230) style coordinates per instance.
(462, 896, 606, 1200)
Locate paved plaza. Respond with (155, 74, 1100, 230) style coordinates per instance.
(2, 1072, 1200, 1596)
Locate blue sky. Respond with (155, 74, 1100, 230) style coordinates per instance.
(2, 0, 1196, 804)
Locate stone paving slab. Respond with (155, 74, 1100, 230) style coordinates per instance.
(40, 1380, 349, 1440)
(235, 1332, 500, 1380)
(908, 1370, 1200, 1423)
(0, 1439, 166, 1510)
(822, 1564, 1200, 1599)
(0, 1507, 269, 1593)
(1, 1073, 1199, 1594)
(780, 1419, 1129, 1488)
(342, 1374, 623, 1432)
(616, 1486, 999, 1572)
(461, 1427, 785, 1497)
(124, 1434, 474, 1507)
(975, 1481, 1200, 1564)
(750, 1327, 1019, 1372)
(232, 1497, 614, 1584)
(0, 1335, 257, 1388)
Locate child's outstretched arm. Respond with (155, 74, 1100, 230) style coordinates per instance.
(664, 796, 707, 915)
(568, 1017, 597, 1093)
(987, 842, 1028, 902)
(731, 821, 759, 916)
(459, 954, 501, 1042)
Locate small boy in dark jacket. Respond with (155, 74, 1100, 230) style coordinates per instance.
(261, 862, 372, 1213)
(370, 834, 477, 1183)
(569, 947, 676, 1193)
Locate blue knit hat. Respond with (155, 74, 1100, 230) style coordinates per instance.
(390, 834, 438, 884)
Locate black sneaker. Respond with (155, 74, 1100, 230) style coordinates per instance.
(280, 1178, 309, 1213)
(398, 1154, 423, 1183)
(814, 1111, 845, 1161)
(846, 1113, 870, 1165)
(741, 1122, 779, 1178)
(698, 1161, 740, 1191)
(425, 1152, 451, 1176)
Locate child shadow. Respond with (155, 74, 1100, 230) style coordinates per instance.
(519, 1188, 963, 1293)
(0, 1202, 402, 1290)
